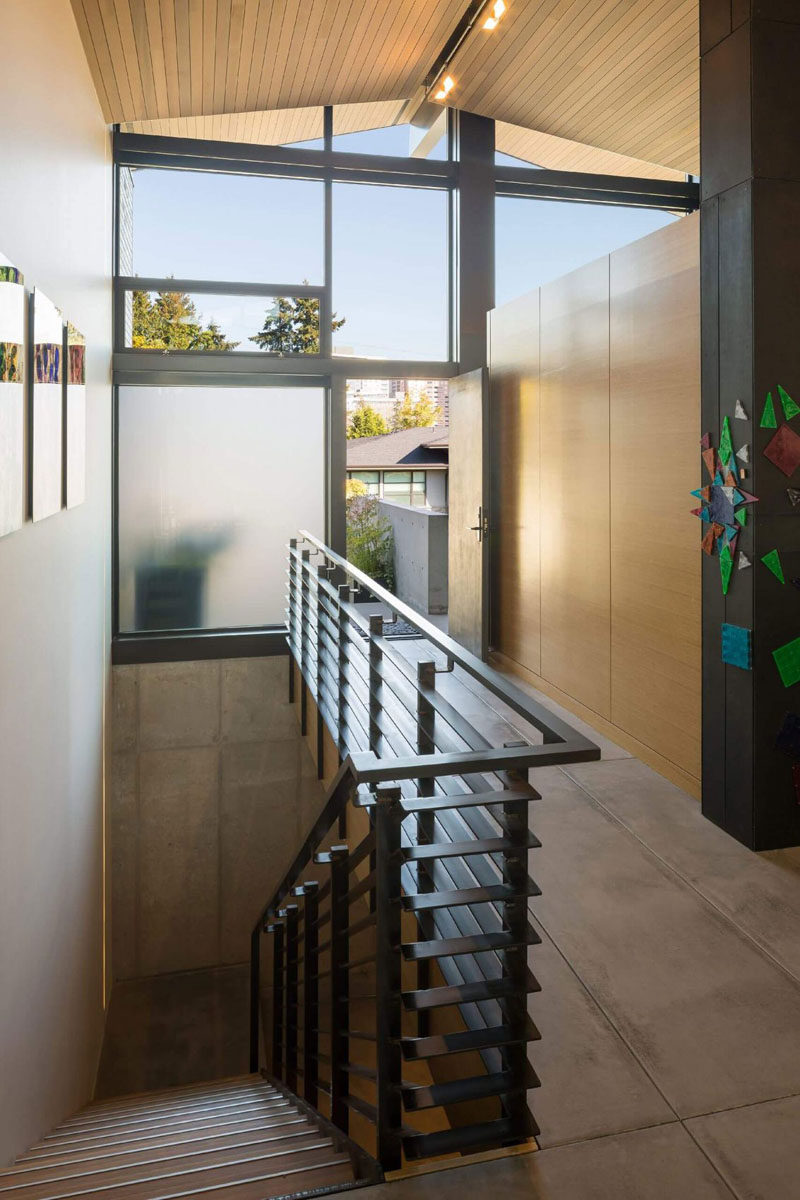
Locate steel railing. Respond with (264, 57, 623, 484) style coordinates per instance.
(249, 533, 599, 1172)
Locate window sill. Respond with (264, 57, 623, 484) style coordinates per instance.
(112, 627, 289, 665)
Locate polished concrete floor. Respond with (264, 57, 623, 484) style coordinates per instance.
(99, 644, 800, 1197)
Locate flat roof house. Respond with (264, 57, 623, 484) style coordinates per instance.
(347, 426, 450, 509)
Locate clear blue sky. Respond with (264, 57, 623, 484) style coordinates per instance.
(131, 125, 676, 358)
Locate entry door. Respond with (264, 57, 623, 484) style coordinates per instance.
(448, 367, 489, 658)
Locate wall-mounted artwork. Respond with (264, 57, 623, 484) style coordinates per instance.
(32, 287, 63, 522)
(0, 255, 26, 538)
(65, 322, 86, 508)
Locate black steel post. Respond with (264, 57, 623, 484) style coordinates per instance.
(288, 538, 297, 703)
(415, 662, 437, 1037)
(300, 549, 311, 735)
(502, 753, 533, 1139)
(316, 564, 327, 779)
(302, 882, 320, 1108)
(249, 925, 261, 1073)
(329, 845, 351, 1133)
(271, 922, 285, 1081)
(375, 785, 403, 1172)
(284, 904, 300, 1092)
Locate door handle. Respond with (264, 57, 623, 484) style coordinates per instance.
(469, 505, 489, 542)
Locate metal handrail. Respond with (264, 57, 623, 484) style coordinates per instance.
(297, 529, 598, 757)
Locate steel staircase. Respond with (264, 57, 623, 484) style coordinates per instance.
(247, 533, 599, 1174)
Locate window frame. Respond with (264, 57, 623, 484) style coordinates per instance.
(111, 109, 698, 662)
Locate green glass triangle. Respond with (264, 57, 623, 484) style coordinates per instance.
(762, 548, 785, 584)
(735, 508, 747, 527)
(720, 544, 734, 595)
(719, 415, 733, 463)
(761, 392, 778, 428)
(778, 384, 800, 420)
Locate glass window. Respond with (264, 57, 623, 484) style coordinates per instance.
(383, 470, 427, 507)
(333, 183, 449, 361)
(495, 196, 678, 308)
(332, 107, 447, 160)
(125, 290, 321, 353)
(117, 386, 325, 631)
(350, 471, 380, 495)
(125, 167, 324, 283)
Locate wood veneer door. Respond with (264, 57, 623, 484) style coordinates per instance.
(448, 368, 489, 658)
(609, 214, 701, 782)
(540, 258, 611, 717)
(489, 293, 542, 675)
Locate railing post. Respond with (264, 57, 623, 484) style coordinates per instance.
(270, 922, 285, 1082)
(503, 748, 533, 1139)
(375, 785, 403, 1173)
(300, 549, 311, 735)
(287, 538, 297, 703)
(337, 584, 350, 759)
(415, 662, 437, 1036)
(301, 882, 320, 1108)
(316, 564, 328, 779)
(329, 844, 350, 1134)
(283, 903, 300, 1093)
(368, 614, 383, 753)
(249, 924, 261, 1073)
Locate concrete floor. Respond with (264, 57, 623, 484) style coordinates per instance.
(98, 643, 800, 1197)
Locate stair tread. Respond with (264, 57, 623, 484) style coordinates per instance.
(0, 1128, 323, 1187)
(15, 1113, 302, 1163)
(0, 1146, 350, 1200)
(30, 1100, 292, 1150)
(0, 1136, 335, 1199)
(48, 1093, 285, 1139)
(68, 1085, 277, 1128)
(84, 1078, 260, 1116)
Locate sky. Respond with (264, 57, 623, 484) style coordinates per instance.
(130, 124, 677, 360)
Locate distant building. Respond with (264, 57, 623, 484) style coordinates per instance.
(347, 425, 449, 510)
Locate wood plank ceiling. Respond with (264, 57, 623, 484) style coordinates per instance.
(71, 0, 698, 174)
(451, 0, 699, 173)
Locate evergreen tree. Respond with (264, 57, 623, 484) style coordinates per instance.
(249, 289, 346, 354)
(348, 401, 390, 438)
(391, 390, 442, 431)
(131, 289, 238, 350)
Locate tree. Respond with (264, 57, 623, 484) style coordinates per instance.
(391, 390, 442, 431)
(249, 287, 346, 354)
(346, 495, 394, 589)
(348, 401, 390, 438)
(131, 289, 238, 351)
(346, 478, 368, 498)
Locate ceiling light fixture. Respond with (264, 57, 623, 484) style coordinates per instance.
(483, 0, 506, 30)
(433, 75, 455, 101)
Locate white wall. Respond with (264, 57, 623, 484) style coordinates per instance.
(0, 0, 111, 1165)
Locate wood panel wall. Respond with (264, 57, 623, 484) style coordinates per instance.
(489, 214, 701, 795)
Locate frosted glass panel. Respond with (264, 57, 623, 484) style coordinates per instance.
(118, 386, 325, 631)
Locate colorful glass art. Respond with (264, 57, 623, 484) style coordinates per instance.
(692, 421, 759, 593)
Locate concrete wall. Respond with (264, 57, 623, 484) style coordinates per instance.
(379, 501, 449, 614)
(0, 0, 112, 1165)
(110, 657, 325, 979)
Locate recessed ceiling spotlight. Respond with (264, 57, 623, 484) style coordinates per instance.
(433, 75, 455, 101)
(483, 0, 506, 30)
